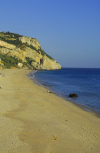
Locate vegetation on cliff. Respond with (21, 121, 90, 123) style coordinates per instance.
(0, 31, 61, 70)
(0, 31, 53, 59)
(0, 53, 23, 68)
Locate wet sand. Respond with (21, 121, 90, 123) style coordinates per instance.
(0, 69, 100, 153)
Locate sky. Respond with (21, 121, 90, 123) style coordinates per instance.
(0, 0, 100, 68)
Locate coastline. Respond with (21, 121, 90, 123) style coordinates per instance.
(28, 70, 100, 118)
(0, 69, 100, 153)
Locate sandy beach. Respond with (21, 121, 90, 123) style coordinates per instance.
(0, 69, 100, 153)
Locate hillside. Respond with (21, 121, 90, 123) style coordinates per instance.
(0, 31, 61, 70)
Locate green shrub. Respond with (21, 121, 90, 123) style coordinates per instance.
(0, 54, 23, 68)
(25, 57, 35, 65)
(3, 31, 22, 38)
(0, 36, 23, 46)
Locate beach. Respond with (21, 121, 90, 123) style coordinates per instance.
(0, 69, 100, 153)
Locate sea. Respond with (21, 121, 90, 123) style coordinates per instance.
(28, 68, 100, 117)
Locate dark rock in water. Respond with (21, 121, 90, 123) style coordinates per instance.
(69, 93, 78, 97)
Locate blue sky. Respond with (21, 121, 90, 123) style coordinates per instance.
(0, 0, 100, 68)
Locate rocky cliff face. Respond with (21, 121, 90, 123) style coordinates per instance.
(0, 32, 61, 70)
(19, 36, 40, 50)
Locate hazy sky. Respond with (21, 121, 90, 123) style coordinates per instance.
(0, 0, 100, 68)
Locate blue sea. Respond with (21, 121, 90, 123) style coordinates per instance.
(29, 68, 100, 116)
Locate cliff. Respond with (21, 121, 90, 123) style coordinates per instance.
(0, 32, 61, 70)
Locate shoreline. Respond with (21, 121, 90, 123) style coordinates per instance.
(28, 70, 100, 118)
(0, 69, 100, 153)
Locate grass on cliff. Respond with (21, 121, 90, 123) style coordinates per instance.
(0, 31, 54, 60)
(0, 35, 23, 46)
(0, 31, 22, 38)
(25, 57, 36, 65)
(0, 53, 36, 69)
(0, 31, 25, 50)
(0, 53, 23, 68)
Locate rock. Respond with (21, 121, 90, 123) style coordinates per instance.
(17, 63, 23, 68)
(69, 93, 78, 97)
(19, 36, 40, 50)
(47, 90, 53, 93)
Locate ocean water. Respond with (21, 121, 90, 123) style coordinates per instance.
(29, 68, 100, 115)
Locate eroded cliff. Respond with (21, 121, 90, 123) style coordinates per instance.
(0, 32, 61, 70)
